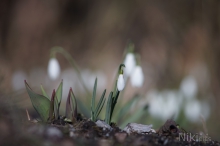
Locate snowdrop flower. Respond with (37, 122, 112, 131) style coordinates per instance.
(124, 53, 136, 77)
(184, 99, 201, 123)
(131, 65, 144, 87)
(180, 75, 198, 99)
(117, 64, 125, 91)
(117, 74, 125, 91)
(148, 90, 181, 121)
(48, 58, 60, 80)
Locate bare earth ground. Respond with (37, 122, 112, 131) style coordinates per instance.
(0, 101, 219, 146)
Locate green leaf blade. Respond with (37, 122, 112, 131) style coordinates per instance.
(105, 92, 113, 124)
(96, 97, 106, 119)
(25, 80, 50, 122)
(91, 78, 97, 121)
(65, 89, 72, 119)
(92, 78, 97, 110)
(54, 93, 59, 120)
(95, 89, 106, 118)
(55, 80, 63, 107)
(48, 89, 56, 122)
(40, 84, 49, 99)
(70, 88, 77, 120)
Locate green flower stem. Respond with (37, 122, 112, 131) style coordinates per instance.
(50, 46, 91, 98)
(112, 42, 133, 93)
(110, 90, 120, 122)
(108, 64, 125, 123)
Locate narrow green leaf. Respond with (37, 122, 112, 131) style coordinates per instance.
(113, 90, 120, 105)
(92, 78, 97, 111)
(105, 92, 113, 124)
(91, 78, 97, 121)
(40, 84, 49, 99)
(48, 90, 55, 122)
(25, 80, 50, 122)
(55, 80, 63, 114)
(54, 92, 59, 120)
(95, 89, 106, 117)
(65, 89, 72, 119)
(96, 97, 106, 119)
(110, 90, 120, 120)
(70, 88, 77, 120)
(113, 79, 118, 97)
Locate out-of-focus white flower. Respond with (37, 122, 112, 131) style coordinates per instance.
(124, 53, 136, 77)
(131, 66, 144, 87)
(117, 74, 125, 91)
(148, 90, 181, 121)
(184, 99, 201, 123)
(180, 75, 198, 99)
(47, 58, 60, 80)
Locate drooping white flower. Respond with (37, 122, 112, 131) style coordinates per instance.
(124, 53, 136, 77)
(130, 66, 144, 87)
(48, 58, 60, 80)
(117, 74, 125, 91)
(180, 75, 198, 99)
(148, 90, 181, 121)
(184, 99, 201, 123)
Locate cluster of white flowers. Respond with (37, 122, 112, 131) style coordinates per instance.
(180, 75, 210, 123)
(148, 75, 210, 123)
(148, 90, 182, 121)
(123, 53, 144, 88)
(116, 50, 145, 91)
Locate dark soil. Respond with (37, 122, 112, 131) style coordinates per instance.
(0, 102, 219, 146)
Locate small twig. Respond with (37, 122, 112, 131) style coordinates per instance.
(200, 114, 208, 134)
(26, 109, 31, 121)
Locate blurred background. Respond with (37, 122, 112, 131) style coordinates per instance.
(0, 0, 220, 140)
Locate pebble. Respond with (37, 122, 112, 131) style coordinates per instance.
(123, 123, 155, 134)
(95, 120, 112, 130)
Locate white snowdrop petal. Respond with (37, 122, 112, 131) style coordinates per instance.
(124, 53, 136, 77)
(48, 58, 60, 80)
(131, 66, 144, 87)
(117, 74, 125, 91)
